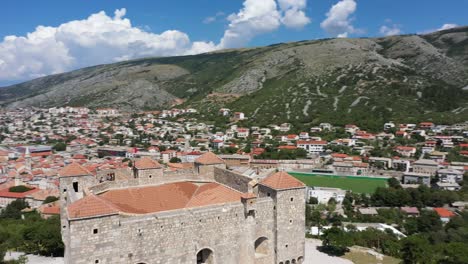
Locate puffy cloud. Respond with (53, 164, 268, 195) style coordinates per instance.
(380, 24, 402, 36)
(278, 0, 311, 29)
(218, 0, 282, 49)
(1, 0, 313, 83)
(218, 0, 310, 49)
(0, 8, 216, 83)
(320, 0, 358, 38)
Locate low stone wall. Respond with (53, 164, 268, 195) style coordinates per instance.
(89, 170, 213, 194)
(214, 167, 253, 193)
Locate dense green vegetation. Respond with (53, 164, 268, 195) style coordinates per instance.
(320, 212, 468, 264)
(0, 200, 64, 262)
(255, 148, 308, 160)
(307, 176, 468, 264)
(291, 173, 388, 193)
(8, 186, 33, 193)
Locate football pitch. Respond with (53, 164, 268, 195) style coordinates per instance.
(290, 172, 388, 194)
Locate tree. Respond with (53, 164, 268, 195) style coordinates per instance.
(169, 157, 182, 163)
(0, 199, 29, 219)
(308, 197, 318, 204)
(388, 177, 401, 189)
(53, 142, 67, 151)
(21, 216, 64, 256)
(9, 186, 33, 193)
(321, 227, 352, 256)
(43, 196, 59, 204)
(400, 236, 434, 264)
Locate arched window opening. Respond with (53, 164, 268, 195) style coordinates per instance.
(297, 257, 304, 264)
(197, 248, 214, 264)
(254, 237, 269, 258)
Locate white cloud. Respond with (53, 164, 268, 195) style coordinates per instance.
(218, 0, 282, 49)
(0, 0, 313, 83)
(380, 24, 402, 36)
(203, 11, 226, 24)
(203, 17, 216, 24)
(419, 23, 459, 34)
(0, 8, 216, 82)
(218, 0, 310, 49)
(320, 0, 358, 38)
(278, 0, 311, 29)
(438, 23, 458, 31)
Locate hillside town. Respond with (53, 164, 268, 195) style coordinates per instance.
(0, 106, 467, 263)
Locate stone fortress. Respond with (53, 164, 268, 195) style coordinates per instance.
(58, 152, 306, 264)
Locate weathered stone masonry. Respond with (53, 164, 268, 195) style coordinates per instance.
(59, 154, 306, 264)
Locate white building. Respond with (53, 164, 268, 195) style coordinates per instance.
(297, 140, 327, 154)
(307, 187, 346, 204)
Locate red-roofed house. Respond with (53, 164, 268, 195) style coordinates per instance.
(0, 187, 40, 207)
(434, 207, 456, 223)
(395, 146, 417, 157)
(419, 122, 434, 129)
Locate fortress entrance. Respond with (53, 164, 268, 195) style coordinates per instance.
(197, 248, 214, 264)
(254, 237, 269, 257)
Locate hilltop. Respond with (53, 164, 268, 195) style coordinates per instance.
(1, 26, 467, 130)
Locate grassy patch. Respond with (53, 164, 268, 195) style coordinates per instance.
(290, 173, 387, 194)
(342, 250, 400, 264)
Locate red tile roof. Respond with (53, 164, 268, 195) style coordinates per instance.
(39, 201, 60, 215)
(0, 187, 40, 199)
(278, 145, 297, 150)
(59, 163, 92, 177)
(434, 207, 455, 218)
(73, 182, 245, 216)
(67, 194, 119, 220)
(260, 171, 305, 190)
(134, 157, 162, 170)
(195, 152, 224, 165)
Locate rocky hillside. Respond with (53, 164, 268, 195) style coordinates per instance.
(1, 26, 467, 128)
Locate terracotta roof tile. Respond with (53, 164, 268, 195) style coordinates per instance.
(67, 194, 119, 219)
(195, 152, 224, 165)
(260, 171, 305, 190)
(134, 157, 162, 169)
(186, 183, 243, 207)
(59, 163, 91, 177)
(434, 207, 455, 218)
(72, 181, 246, 216)
(39, 201, 60, 215)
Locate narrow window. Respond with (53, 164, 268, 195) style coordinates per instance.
(73, 182, 79, 192)
(93, 228, 98, 234)
(290, 197, 294, 202)
(267, 192, 271, 197)
(95, 260, 99, 264)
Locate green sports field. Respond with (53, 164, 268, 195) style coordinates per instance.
(290, 172, 388, 194)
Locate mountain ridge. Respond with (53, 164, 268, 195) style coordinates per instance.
(1, 26, 467, 129)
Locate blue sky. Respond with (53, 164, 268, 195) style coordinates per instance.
(0, 0, 467, 85)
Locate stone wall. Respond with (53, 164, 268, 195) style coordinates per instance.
(66, 200, 278, 264)
(134, 167, 163, 179)
(274, 188, 306, 263)
(214, 167, 253, 193)
(88, 169, 212, 194)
